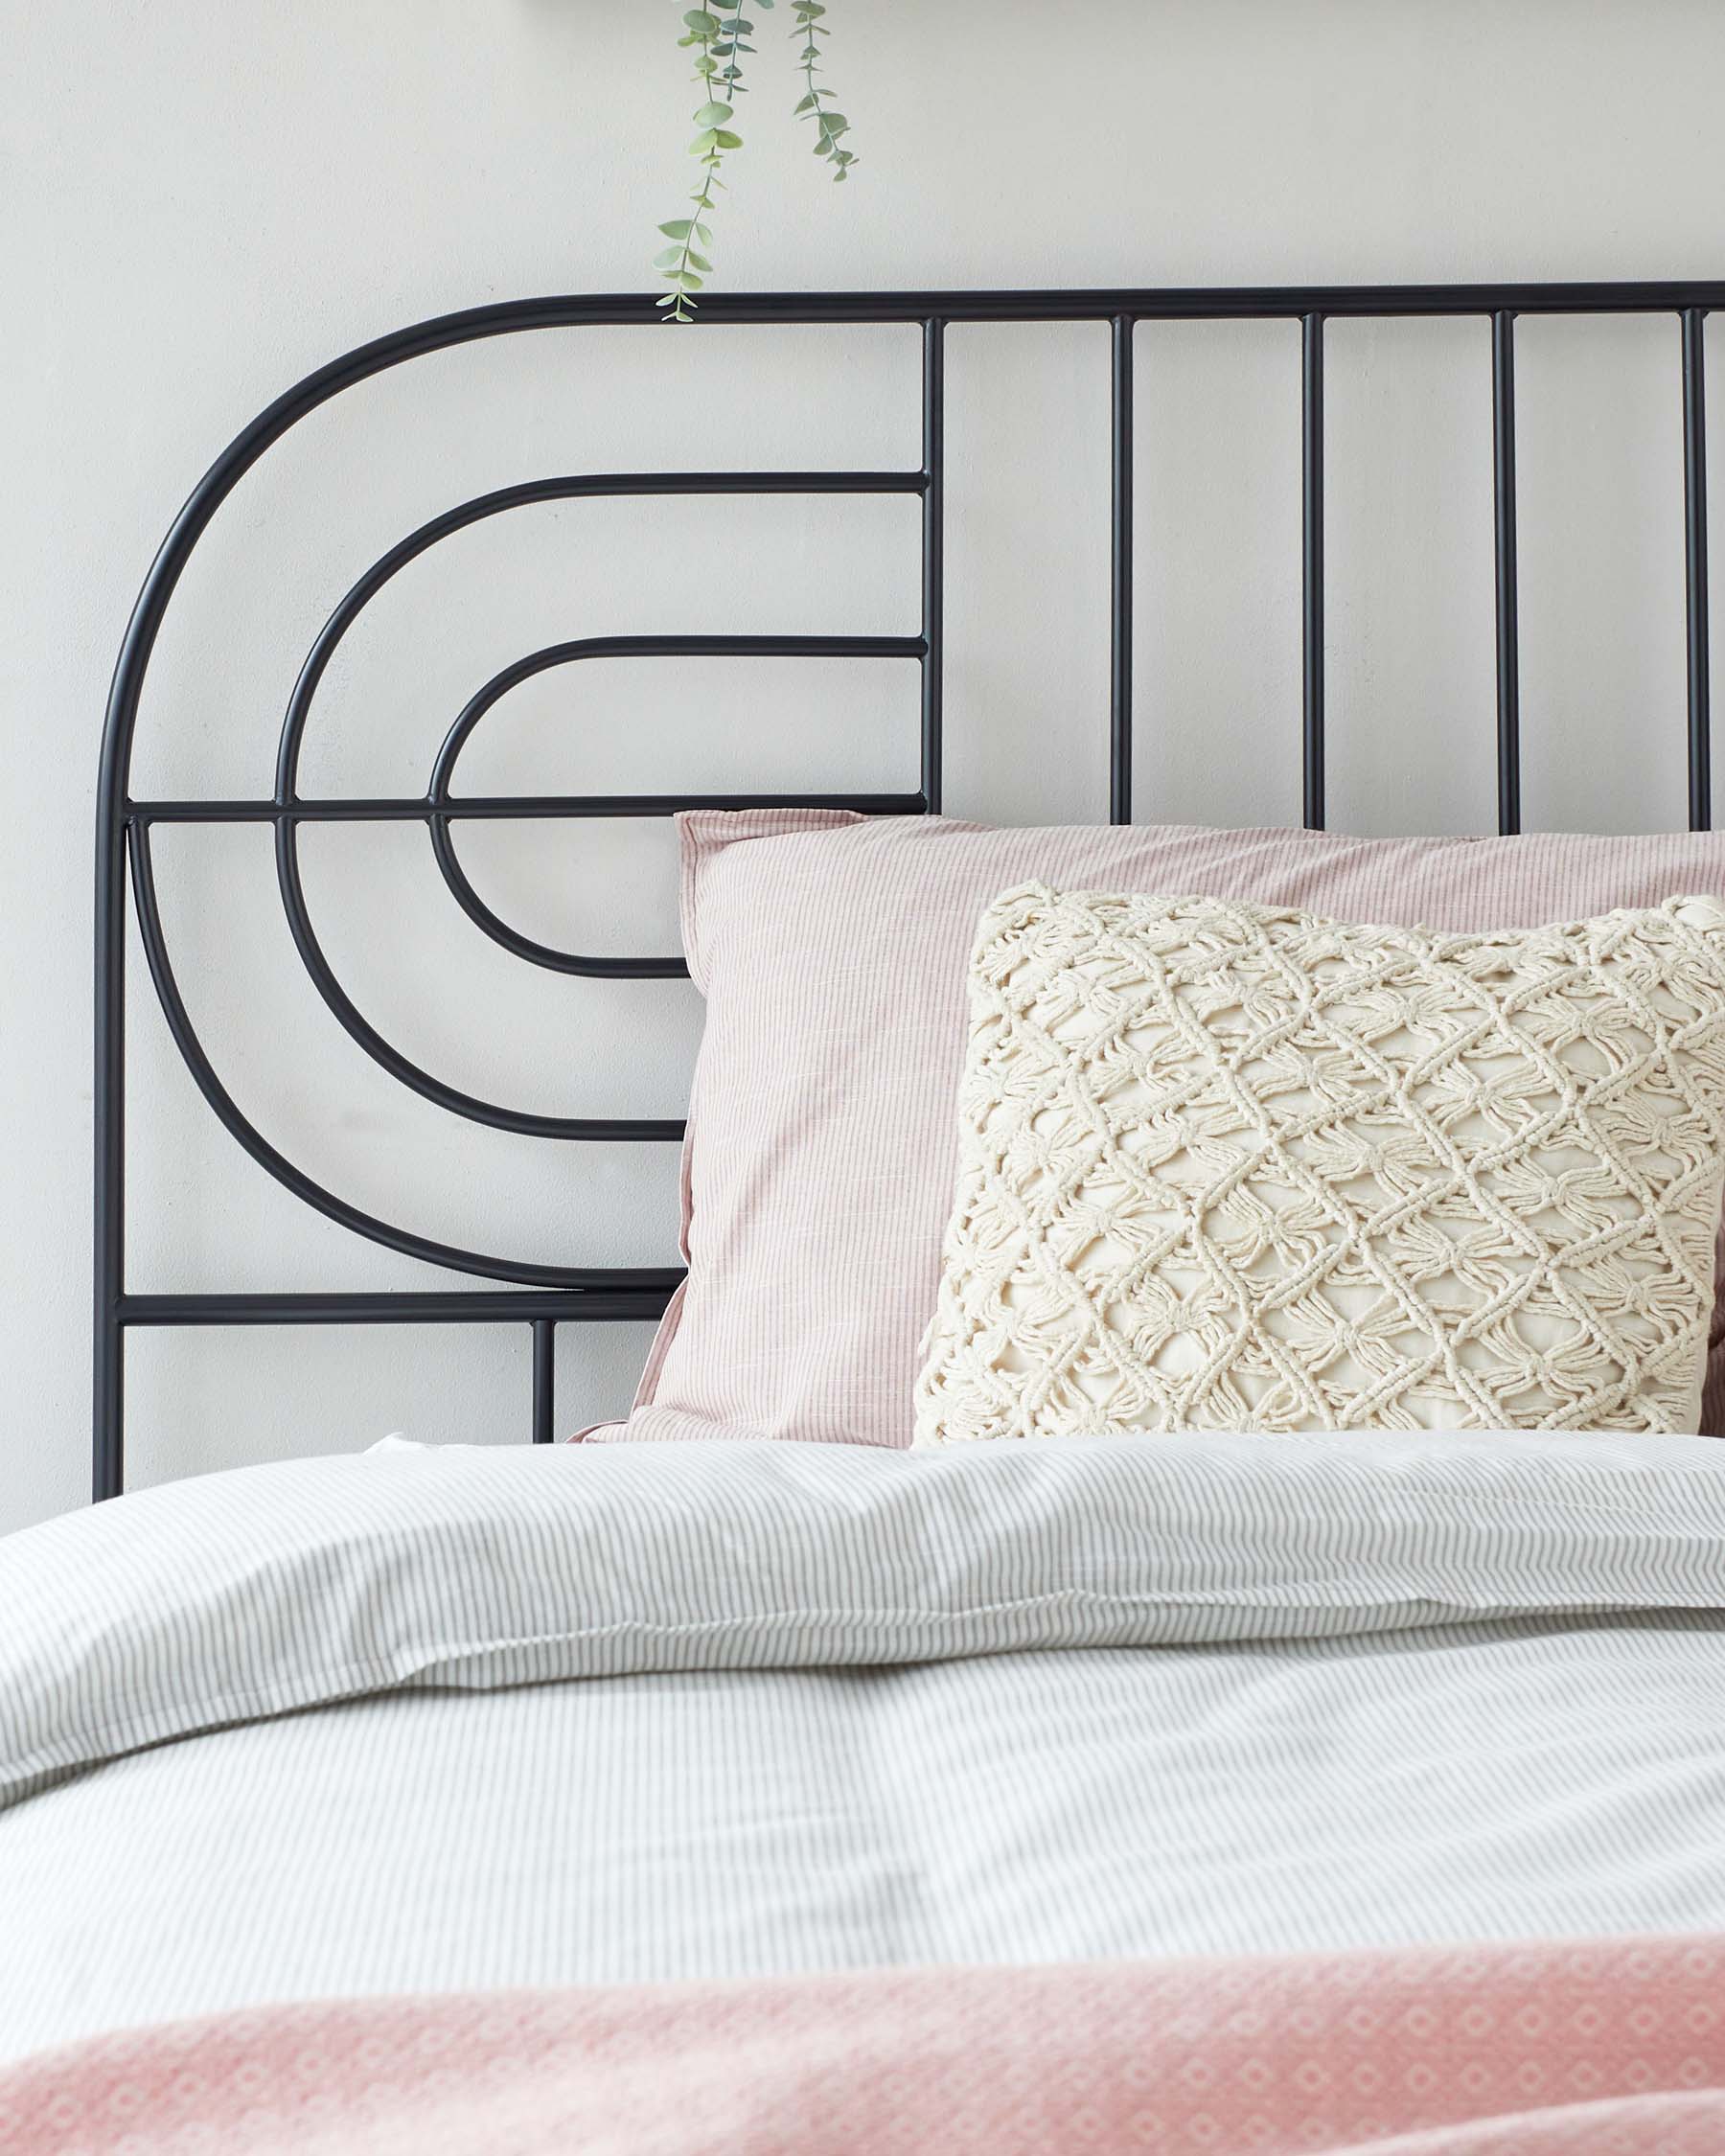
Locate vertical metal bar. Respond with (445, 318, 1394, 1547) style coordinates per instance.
(1301, 313, 1326, 830)
(1110, 313, 1136, 824)
(1492, 310, 1522, 836)
(920, 318, 945, 814)
(93, 810, 126, 1501)
(1684, 307, 1713, 831)
(531, 1319, 556, 1445)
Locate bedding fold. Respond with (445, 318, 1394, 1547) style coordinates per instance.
(6, 1432, 1725, 1814)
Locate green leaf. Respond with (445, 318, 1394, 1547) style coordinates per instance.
(660, 0, 851, 295)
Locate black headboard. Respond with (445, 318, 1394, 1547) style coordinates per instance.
(94, 280, 1720, 1499)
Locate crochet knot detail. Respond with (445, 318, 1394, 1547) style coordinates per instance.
(915, 887, 1725, 1440)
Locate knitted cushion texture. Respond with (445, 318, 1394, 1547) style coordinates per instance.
(915, 885, 1725, 1438)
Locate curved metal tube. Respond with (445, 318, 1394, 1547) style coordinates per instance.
(268, 479, 925, 1107)
(98, 307, 715, 1446)
(129, 823, 683, 1292)
(94, 296, 938, 1499)
(426, 632, 926, 978)
(270, 816, 689, 1132)
(271, 470, 926, 803)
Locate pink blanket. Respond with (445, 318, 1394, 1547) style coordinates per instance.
(5, 1936, 1725, 2155)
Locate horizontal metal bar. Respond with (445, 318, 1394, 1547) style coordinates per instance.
(117, 1289, 678, 1326)
(127, 791, 929, 825)
(298, 287, 1725, 341)
(395, 469, 929, 493)
(756, 283, 1721, 322)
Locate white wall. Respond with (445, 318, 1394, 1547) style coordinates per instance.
(5, 0, 1723, 1532)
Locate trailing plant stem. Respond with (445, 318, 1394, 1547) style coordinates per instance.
(649, 0, 857, 314)
(792, 2, 856, 178)
(655, 5, 761, 322)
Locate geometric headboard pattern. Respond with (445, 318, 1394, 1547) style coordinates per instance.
(94, 279, 1720, 1497)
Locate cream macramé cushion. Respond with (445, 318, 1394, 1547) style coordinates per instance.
(914, 885, 1725, 1439)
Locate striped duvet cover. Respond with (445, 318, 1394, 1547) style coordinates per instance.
(4, 1432, 1725, 2139)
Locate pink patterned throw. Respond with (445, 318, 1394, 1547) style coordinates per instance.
(6, 1937, 1725, 2155)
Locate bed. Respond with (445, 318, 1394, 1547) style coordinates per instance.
(5, 277, 1725, 2153)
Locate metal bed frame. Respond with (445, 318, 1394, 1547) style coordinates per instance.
(94, 279, 1721, 1501)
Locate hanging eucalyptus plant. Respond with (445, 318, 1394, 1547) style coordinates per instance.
(655, 0, 857, 321)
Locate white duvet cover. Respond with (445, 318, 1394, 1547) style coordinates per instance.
(3, 1432, 1725, 2065)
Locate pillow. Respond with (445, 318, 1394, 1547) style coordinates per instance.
(593, 814, 1725, 1449)
(914, 886, 1725, 1440)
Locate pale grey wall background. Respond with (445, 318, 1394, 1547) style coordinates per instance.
(4, 1, 1722, 1531)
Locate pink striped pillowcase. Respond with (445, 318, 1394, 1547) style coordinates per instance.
(587, 812, 1725, 1447)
